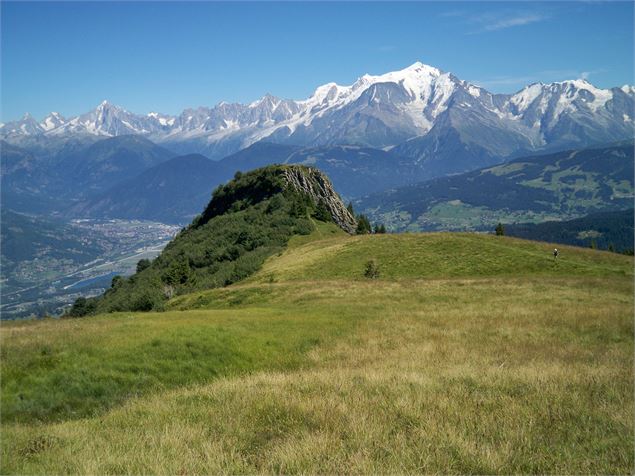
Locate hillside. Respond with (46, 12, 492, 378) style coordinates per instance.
(70, 154, 225, 224)
(66, 135, 176, 195)
(505, 208, 634, 253)
(358, 142, 634, 231)
(1, 135, 176, 215)
(2, 230, 632, 473)
(73, 164, 356, 315)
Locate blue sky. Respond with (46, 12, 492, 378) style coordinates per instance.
(2, 1, 633, 121)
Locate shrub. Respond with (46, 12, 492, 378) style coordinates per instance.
(364, 259, 380, 279)
(68, 297, 97, 317)
(131, 293, 158, 312)
(495, 223, 505, 236)
(294, 218, 314, 235)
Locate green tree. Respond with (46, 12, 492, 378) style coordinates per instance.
(313, 200, 332, 222)
(136, 259, 151, 273)
(111, 275, 123, 288)
(356, 214, 372, 234)
(347, 202, 355, 216)
(162, 256, 192, 286)
(495, 223, 505, 236)
(374, 223, 386, 234)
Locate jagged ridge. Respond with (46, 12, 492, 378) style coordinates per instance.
(3, 62, 633, 161)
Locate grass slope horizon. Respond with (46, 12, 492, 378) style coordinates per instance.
(2, 222, 632, 473)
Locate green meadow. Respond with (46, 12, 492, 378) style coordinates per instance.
(2, 227, 633, 474)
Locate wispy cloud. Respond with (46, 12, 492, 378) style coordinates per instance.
(439, 8, 552, 35)
(479, 13, 546, 32)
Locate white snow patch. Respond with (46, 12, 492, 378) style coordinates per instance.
(467, 85, 481, 98)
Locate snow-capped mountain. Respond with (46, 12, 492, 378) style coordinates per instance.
(2, 62, 634, 164)
(40, 112, 67, 131)
(47, 101, 164, 137)
(1, 113, 46, 137)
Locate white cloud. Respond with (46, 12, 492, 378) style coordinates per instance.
(441, 8, 552, 35)
(480, 13, 546, 32)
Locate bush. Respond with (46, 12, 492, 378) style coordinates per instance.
(364, 259, 380, 279)
(294, 218, 314, 235)
(495, 223, 505, 236)
(68, 297, 97, 317)
(131, 293, 159, 312)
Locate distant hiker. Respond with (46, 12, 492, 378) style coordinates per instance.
(553, 248, 559, 260)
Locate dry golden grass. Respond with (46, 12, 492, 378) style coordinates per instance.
(2, 233, 633, 474)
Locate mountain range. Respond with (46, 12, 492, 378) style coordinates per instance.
(3, 62, 634, 177)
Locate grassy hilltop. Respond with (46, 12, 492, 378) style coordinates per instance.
(1, 220, 633, 474)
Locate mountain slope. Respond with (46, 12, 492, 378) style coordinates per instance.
(0, 142, 66, 213)
(357, 142, 634, 231)
(1, 135, 177, 213)
(75, 165, 356, 314)
(67, 135, 176, 195)
(70, 154, 226, 224)
(0, 209, 109, 291)
(505, 208, 634, 253)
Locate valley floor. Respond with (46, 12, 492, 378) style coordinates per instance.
(1, 232, 633, 474)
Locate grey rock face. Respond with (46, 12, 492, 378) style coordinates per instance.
(282, 166, 357, 234)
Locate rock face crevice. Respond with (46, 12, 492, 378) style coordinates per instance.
(282, 166, 357, 234)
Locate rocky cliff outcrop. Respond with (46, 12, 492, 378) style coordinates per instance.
(282, 166, 357, 234)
